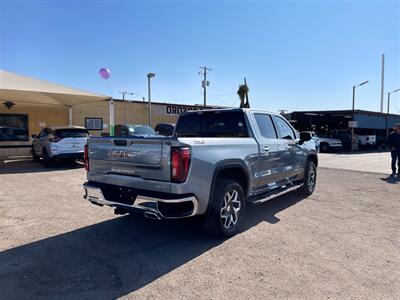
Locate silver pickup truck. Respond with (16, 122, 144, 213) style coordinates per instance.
(83, 108, 318, 237)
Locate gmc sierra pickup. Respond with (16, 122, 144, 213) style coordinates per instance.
(83, 108, 318, 237)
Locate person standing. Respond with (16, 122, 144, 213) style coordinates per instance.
(388, 123, 400, 178)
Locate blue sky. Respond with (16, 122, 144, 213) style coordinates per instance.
(1, 0, 399, 113)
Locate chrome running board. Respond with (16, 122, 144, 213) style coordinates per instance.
(252, 184, 303, 204)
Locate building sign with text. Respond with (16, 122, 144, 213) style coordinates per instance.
(165, 105, 202, 115)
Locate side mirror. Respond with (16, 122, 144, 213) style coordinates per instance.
(299, 132, 312, 143)
(31, 134, 37, 139)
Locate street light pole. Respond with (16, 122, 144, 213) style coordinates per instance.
(119, 91, 145, 101)
(387, 88, 400, 114)
(351, 80, 369, 151)
(147, 73, 156, 127)
(386, 88, 400, 137)
(119, 91, 140, 123)
(351, 85, 356, 152)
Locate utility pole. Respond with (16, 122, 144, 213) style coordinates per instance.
(147, 73, 156, 126)
(380, 54, 385, 113)
(199, 66, 212, 106)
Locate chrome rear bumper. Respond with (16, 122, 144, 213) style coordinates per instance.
(83, 183, 198, 219)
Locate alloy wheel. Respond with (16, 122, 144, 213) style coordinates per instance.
(308, 164, 316, 191)
(220, 189, 241, 229)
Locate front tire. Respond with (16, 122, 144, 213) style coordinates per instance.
(299, 161, 317, 196)
(202, 178, 246, 238)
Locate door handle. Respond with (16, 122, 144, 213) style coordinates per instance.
(262, 146, 270, 152)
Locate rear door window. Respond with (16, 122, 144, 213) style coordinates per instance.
(175, 111, 249, 138)
(38, 128, 50, 138)
(55, 129, 89, 138)
(254, 114, 277, 139)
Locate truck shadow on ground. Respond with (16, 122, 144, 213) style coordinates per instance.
(0, 159, 83, 174)
(0, 192, 306, 300)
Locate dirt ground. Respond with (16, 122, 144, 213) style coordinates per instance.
(0, 159, 399, 299)
(318, 152, 392, 174)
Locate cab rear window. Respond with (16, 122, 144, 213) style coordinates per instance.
(175, 111, 249, 138)
(55, 129, 89, 138)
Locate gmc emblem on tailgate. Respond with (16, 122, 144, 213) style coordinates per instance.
(107, 150, 135, 159)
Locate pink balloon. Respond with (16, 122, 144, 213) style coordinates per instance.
(99, 68, 111, 80)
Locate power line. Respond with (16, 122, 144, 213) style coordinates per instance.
(212, 94, 237, 107)
(209, 92, 236, 97)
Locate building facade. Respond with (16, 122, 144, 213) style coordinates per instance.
(0, 69, 219, 158)
(0, 99, 214, 158)
(71, 99, 213, 136)
(285, 109, 400, 150)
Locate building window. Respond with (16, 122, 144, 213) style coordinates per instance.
(0, 114, 29, 141)
(85, 117, 103, 130)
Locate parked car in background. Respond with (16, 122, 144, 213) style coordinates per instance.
(114, 124, 158, 137)
(32, 126, 89, 166)
(83, 108, 318, 237)
(308, 131, 320, 152)
(356, 135, 376, 147)
(317, 133, 343, 152)
(329, 130, 352, 151)
(155, 123, 175, 136)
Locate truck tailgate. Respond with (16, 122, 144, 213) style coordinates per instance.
(88, 137, 171, 182)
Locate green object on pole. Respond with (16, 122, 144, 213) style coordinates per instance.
(109, 98, 115, 136)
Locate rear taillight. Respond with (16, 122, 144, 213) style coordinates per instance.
(84, 143, 89, 171)
(171, 147, 191, 183)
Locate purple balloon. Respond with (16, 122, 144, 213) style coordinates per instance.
(99, 68, 111, 80)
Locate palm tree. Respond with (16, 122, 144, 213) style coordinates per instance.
(237, 79, 250, 108)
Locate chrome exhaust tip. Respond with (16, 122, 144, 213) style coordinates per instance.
(144, 211, 161, 220)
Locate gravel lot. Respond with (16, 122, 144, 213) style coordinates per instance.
(318, 152, 392, 174)
(0, 159, 399, 299)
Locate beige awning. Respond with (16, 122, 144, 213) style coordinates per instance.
(0, 69, 110, 107)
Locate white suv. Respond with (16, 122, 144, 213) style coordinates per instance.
(317, 133, 343, 152)
(32, 126, 89, 166)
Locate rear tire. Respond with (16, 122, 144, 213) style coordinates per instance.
(32, 146, 40, 162)
(43, 149, 53, 167)
(299, 161, 317, 196)
(202, 178, 246, 238)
